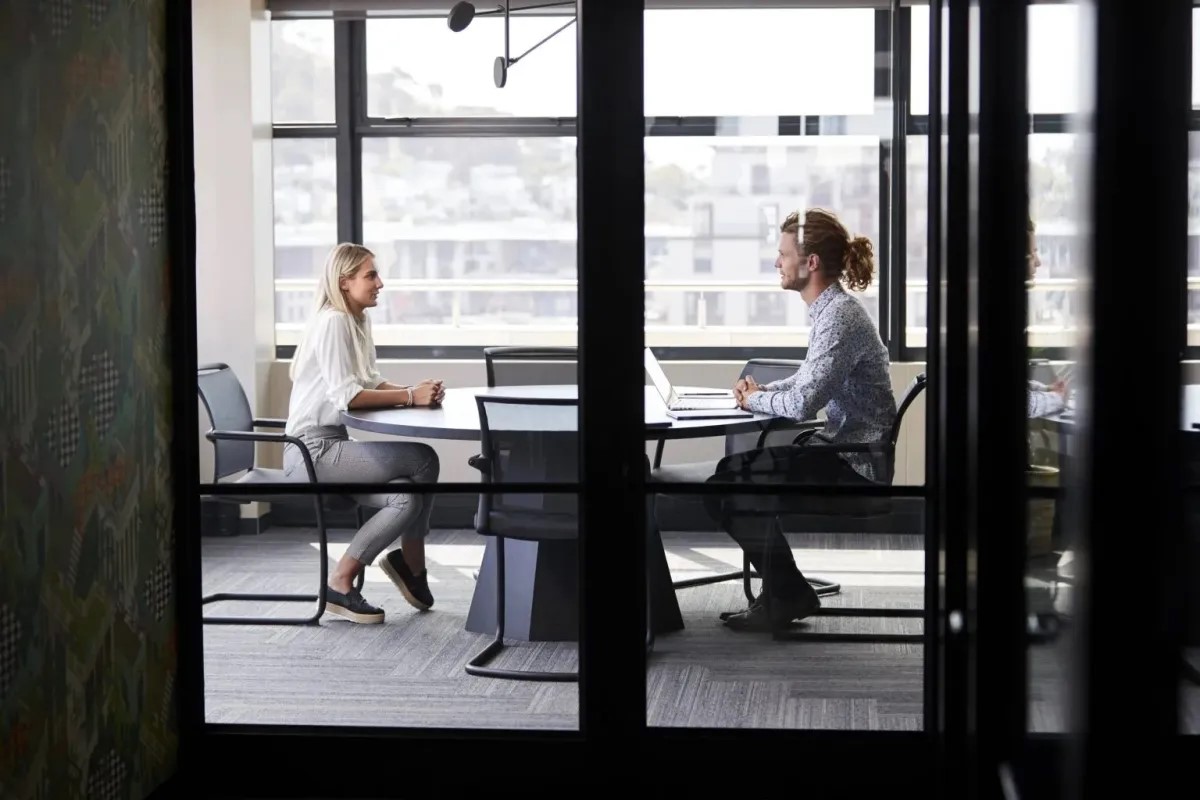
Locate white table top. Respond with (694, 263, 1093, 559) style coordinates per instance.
(342, 385, 782, 441)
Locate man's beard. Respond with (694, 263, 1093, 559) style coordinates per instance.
(785, 270, 810, 293)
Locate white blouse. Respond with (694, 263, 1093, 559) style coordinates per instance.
(285, 308, 385, 437)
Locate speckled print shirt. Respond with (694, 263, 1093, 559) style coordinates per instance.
(746, 283, 897, 482)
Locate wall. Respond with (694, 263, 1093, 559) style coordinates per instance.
(0, 2, 177, 798)
(192, 0, 275, 503)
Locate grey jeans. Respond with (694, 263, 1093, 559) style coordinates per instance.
(283, 425, 440, 564)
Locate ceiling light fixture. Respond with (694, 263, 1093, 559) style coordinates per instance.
(447, 1, 577, 88)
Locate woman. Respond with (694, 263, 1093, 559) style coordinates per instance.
(284, 243, 445, 624)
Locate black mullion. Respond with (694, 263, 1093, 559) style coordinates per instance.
(166, 0, 203, 780)
(938, 0, 972, 792)
(577, 0, 644, 743)
(923, 0, 943, 746)
(891, 6, 911, 360)
(1076, 0, 1189, 793)
(333, 20, 362, 243)
(973, 0, 1029, 788)
(271, 125, 338, 138)
(876, 9, 892, 353)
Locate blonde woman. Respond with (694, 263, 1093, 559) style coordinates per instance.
(284, 243, 445, 624)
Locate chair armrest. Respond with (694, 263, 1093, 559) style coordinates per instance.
(792, 428, 820, 446)
(206, 429, 296, 445)
(206, 429, 318, 483)
(253, 417, 287, 429)
(800, 441, 887, 455)
(757, 417, 822, 449)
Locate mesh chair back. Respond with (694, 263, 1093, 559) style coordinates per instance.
(475, 396, 578, 540)
(484, 346, 578, 388)
(197, 363, 255, 479)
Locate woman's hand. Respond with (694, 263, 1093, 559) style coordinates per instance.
(408, 381, 444, 408)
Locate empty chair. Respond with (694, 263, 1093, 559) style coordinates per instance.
(197, 363, 364, 625)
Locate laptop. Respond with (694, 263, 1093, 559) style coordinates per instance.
(644, 348, 753, 419)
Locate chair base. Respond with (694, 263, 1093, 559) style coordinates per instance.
(202, 592, 325, 626)
(465, 637, 578, 683)
(200, 507, 365, 626)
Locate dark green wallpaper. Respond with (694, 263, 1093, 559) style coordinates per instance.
(0, 1, 177, 797)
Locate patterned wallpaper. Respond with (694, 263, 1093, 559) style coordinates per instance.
(0, 1, 177, 798)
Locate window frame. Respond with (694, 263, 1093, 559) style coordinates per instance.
(270, 7, 1200, 363)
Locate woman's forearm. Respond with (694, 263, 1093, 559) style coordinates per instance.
(347, 387, 411, 409)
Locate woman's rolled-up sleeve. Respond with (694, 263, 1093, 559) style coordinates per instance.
(312, 312, 366, 411)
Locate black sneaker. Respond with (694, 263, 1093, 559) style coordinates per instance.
(723, 590, 820, 632)
(380, 549, 434, 611)
(324, 587, 384, 624)
(719, 599, 762, 622)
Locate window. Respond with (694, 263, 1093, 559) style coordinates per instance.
(272, 139, 337, 337)
(750, 163, 770, 194)
(271, 20, 335, 123)
(365, 17, 575, 118)
(269, 9, 889, 353)
(907, 5, 1093, 351)
(749, 293, 789, 327)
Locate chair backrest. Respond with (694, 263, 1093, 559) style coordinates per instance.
(197, 363, 255, 479)
(484, 346, 578, 388)
(475, 395, 578, 539)
(876, 372, 927, 485)
(724, 358, 803, 456)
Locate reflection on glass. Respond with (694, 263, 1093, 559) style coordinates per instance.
(1025, 4, 1089, 738)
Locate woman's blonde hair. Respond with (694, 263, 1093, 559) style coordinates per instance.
(289, 243, 377, 381)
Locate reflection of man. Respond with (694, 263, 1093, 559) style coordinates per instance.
(1027, 216, 1070, 418)
(658, 209, 896, 634)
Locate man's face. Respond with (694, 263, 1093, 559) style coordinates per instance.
(1026, 232, 1042, 279)
(776, 231, 813, 292)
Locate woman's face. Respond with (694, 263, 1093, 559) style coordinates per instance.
(340, 256, 383, 312)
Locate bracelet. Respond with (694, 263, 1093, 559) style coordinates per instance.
(403, 387, 414, 408)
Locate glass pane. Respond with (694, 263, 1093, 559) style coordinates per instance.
(366, 18, 576, 118)
(644, 9, 876, 117)
(906, 135, 929, 348)
(645, 136, 881, 350)
(1183, 128, 1200, 733)
(1025, 5, 1089, 739)
(1028, 133, 1085, 351)
(1028, 4, 1082, 114)
(271, 20, 335, 123)
(273, 138, 337, 330)
(910, 5, 930, 117)
(200, 486, 579, 730)
(353, 136, 577, 347)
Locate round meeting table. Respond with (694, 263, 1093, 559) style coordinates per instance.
(343, 384, 781, 642)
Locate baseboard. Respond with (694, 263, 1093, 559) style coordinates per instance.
(254, 495, 923, 536)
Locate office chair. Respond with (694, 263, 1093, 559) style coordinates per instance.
(197, 363, 364, 625)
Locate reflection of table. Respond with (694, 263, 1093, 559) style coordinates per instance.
(343, 385, 781, 642)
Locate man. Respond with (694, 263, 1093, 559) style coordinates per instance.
(1026, 216, 1071, 418)
(660, 208, 897, 633)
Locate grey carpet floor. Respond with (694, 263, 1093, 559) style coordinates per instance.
(201, 528, 1199, 732)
